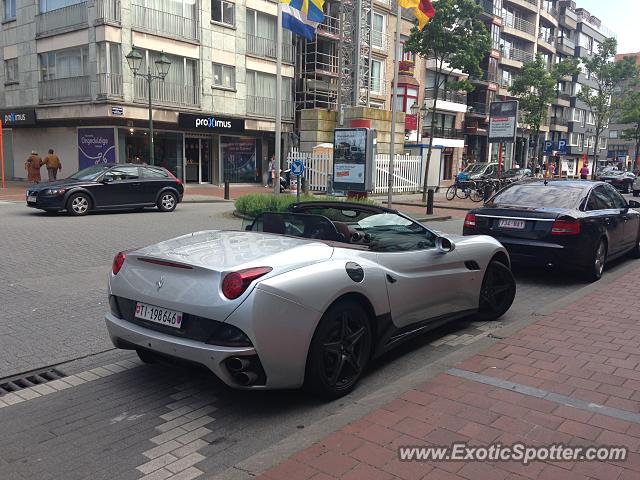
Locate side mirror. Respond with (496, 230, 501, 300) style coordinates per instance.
(435, 236, 456, 253)
(628, 200, 640, 209)
(102, 176, 114, 184)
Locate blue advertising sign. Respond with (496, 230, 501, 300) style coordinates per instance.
(558, 139, 568, 155)
(78, 128, 116, 170)
(543, 140, 553, 155)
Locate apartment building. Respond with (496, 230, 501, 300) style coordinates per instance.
(0, 0, 295, 184)
(464, 0, 615, 176)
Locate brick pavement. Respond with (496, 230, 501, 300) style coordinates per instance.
(256, 265, 640, 480)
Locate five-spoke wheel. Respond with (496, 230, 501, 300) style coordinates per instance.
(476, 260, 516, 321)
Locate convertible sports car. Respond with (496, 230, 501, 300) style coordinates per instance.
(105, 202, 515, 397)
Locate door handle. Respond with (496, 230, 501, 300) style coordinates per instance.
(386, 274, 397, 284)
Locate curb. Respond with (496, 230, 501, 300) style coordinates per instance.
(392, 200, 473, 212)
(183, 198, 231, 204)
(206, 260, 640, 480)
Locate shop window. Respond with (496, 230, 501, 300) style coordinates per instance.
(212, 0, 234, 26)
(221, 136, 258, 183)
(120, 128, 183, 179)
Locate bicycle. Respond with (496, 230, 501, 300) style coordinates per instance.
(446, 179, 478, 200)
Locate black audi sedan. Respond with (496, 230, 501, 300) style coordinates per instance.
(26, 164, 184, 216)
(463, 180, 640, 281)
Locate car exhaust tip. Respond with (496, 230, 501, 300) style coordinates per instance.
(234, 371, 258, 386)
(226, 356, 250, 373)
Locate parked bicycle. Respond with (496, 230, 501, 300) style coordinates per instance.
(445, 179, 484, 202)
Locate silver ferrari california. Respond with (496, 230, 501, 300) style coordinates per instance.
(105, 201, 516, 397)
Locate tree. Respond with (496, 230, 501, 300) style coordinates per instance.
(577, 37, 637, 179)
(509, 56, 579, 171)
(618, 91, 640, 172)
(404, 0, 491, 202)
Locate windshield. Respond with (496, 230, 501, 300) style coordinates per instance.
(488, 184, 585, 210)
(465, 164, 487, 174)
(69, 165, 110, 180)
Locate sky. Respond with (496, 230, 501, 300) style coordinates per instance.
(576, 0, 639, 54)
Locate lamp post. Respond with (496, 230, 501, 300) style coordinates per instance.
(126, 48, 171, 166)
(410, 101, 427, 143)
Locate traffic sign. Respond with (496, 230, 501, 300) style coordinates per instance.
(558, 139, 568, 155)
(291, 159, 305, 177)
(543, 140, 553, 155)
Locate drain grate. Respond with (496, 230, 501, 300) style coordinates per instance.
(0, 368, 67, 396)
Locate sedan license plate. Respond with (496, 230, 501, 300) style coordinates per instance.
(499, 219, 526, 230)
(135, 302, 183, 329)
(27, 195, 36, 202)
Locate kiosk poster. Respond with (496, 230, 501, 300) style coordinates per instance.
(333, 128, 368, 191)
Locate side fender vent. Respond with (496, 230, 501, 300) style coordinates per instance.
(464, 260, 481, 271)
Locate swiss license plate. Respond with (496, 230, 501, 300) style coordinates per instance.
(498, 219, 526, 230)
(135, 302, 183, 329)
(27, 195, 36, 202)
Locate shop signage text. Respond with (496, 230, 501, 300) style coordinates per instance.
(178, 113, 244, 133)
(1, 109, 37, 127)
(111, 106, 124, 116)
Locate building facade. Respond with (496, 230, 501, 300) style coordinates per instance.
(1, 0, 295, 184)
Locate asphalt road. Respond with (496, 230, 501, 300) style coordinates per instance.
(0, 200, 638, 480)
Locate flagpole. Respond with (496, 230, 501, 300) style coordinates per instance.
(388, 3, 402, 208)
(274, 1, 283, 197)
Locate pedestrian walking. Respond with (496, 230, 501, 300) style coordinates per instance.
(266, 155, 274, 188)
(580, 163, 589, 180)
(43, 149, 62, 181)
(548, 162, 556, 178)
(24, 150, 43, 184)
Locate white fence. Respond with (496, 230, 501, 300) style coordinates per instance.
(286, 149, 423, 194)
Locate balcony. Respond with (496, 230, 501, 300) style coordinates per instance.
(39, 76, 91, 103)
(537, 33, 556, 52)
(502, 15, 536, 37)
(95, 0, 120, 24)
(470, 69, 498, 83)
(504, 0, 539, 13)
(247, 34, 295, 64)
(559, 7, 577, 29)
(246, 95, 294, 120)
(539, 4, 559, 24)
(502, 46, 534, 64)
(428, 127, 465, 139)
(551, 116, 569, 127)
(97, 73, 123, 98)
(36, 2, 88, 37)
(467, 102, 488, 116)
(556, 36, 575, 55)
(131, 3, 199, 41)
(135, 77, 200, 108)
(425, 89, 467, 104)
(371, 30, 390, 52)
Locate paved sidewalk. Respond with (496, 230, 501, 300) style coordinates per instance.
(255, 265, 640, 480)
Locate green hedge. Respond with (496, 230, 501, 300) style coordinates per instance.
(234, 193, 377, 217)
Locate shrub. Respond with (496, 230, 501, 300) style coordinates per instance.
(234, 193, 377, 217)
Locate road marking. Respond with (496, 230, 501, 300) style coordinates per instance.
(0, 359, 141, 409)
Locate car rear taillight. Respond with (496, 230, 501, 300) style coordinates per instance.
(464, 213, 477, 229)
(222, 267, 272, 300)
(112, 251, 128, 275)
(551, 219, 581, 235)
(166, 170, 182, 185)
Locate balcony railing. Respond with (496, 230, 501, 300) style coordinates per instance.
(502, 46, 534, 63)
(477, 0, 500, 16)
(36, 2, 88, 36)
(131, 3, 199, 41)
(135, 77, 200, 107)
(470, 69, 497, 83)
(369, 80, 386, 96)
(39, 76, 91, 103)
(502, 16, 536, 36)
(371, 30, 389, 51)
(551, 116, 569, 126)
(247, 34, 295, 63)
(247, 95, 294, 119)
(538, 32, 555, 48)
(97, 73, 123, 97)
(541, 4, 559, 18)
(556, 90, 571, 102)
(467, 102, 488, 115)
(556, 36, 575, 50)
(95, 0, 120, 24)
(428, 127, 464, 139)
(425, 88, 467, 104)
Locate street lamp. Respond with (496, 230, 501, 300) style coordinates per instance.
(410, 101, 427, 143)
(126, 48, 171, 166)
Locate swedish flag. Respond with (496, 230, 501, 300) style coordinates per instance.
(281, 0, 325, 40)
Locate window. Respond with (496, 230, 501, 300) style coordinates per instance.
(587, 111, 596, 125)
(586, 186, 611, 211)
(97, 42, 122, 76)
(213, 63, 235, 89)
(4, 0, 15, 20)
(142, 167, 170, 178)
(105, 166, 140, 181)
(246, 9, 292, 59)
(4, 58, 18, 84)
(212, 0, 234, 26)
(603, 185, 626, 209)
(39, 0, 84, 13)
(39, 47, 89, 80)
(372, 12, 385, 49)
(370, 59, 383, 93)
(600, 138, 607, 150)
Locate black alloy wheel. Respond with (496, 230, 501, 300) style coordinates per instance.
(305, 301, 372, 398)
(476, 261, 516, 321)
(587, 239, 607, 282)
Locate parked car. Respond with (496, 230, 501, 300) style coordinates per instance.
(26, 164, 184, 216)
(463, 180, 640, 282)
(634, 176, 640, 197)
(464, 162, 500, 179)
(501, 168, 533, 181)
(105, 201, 516, 398)
(597, 170, 636, 194)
